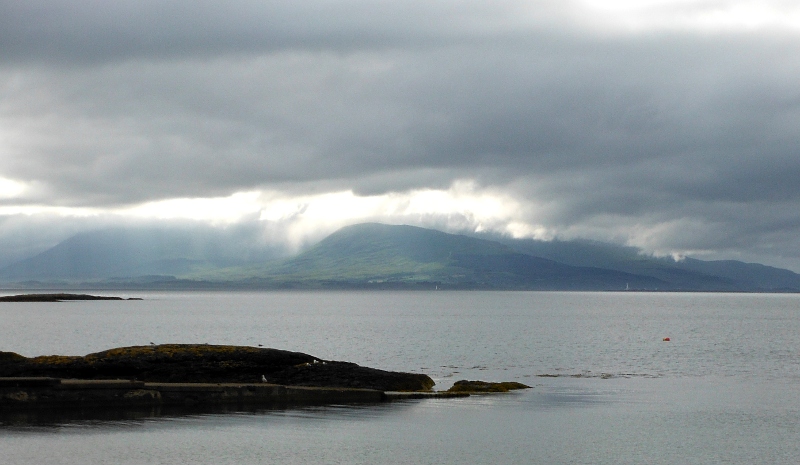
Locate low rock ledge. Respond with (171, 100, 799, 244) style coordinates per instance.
(446, 380, 531, 393)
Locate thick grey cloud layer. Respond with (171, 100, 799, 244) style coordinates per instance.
(0, 1, 536, 63)
(2, 1, 800, 270)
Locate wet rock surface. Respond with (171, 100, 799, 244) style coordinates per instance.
(0, 344, 434, 391)
(446, 380, 530, 393)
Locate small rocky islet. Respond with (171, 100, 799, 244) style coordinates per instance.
(446, 380, 531, 393)
(0, 345, 530, 414)
(0, 344, 529, 405)
(0, 344, 434, 391)
(0, 293, 142, 302)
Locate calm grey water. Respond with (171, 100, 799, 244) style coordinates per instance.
(1, 291, 799, 464)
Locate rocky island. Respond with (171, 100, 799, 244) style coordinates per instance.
(0, 293, 142, 302)
(0, 344, 434, 390)
(0, 344, 528, 415)
(0, 344, 431, 412)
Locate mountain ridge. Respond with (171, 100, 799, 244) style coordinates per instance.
(270, 223, 667, 290)
(476, 232, 800, 292)
(1, 223, 798, 291)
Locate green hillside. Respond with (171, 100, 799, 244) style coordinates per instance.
(264, 223, 666, 289)
(277, 223, 508, 280)
(2, 223, 798, 291)
(481, 234, 800, 291)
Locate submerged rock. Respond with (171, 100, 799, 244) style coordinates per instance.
(446, 380, 530, 393)
(0, 344, 434, 392)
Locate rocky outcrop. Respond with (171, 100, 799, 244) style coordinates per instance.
(446, 380, 530, 393)
(0, 344, 434, 391)
(265, 361, 434, 391)
(0, 293, 141, 302)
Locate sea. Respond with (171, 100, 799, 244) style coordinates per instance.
(1, 291, 799, 464)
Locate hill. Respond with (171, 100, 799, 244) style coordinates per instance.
(479, 234, 800, 292)
(1, 222, 798, 291)
(269, 223, 666, 290)
(0, 226, 281, 282)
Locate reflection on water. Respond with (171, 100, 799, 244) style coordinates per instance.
(0, 381, 590, 430)
(2, 378, 800, 464)
(0, 400, 402, 430)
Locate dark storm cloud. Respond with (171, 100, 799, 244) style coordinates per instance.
(2, 1, 800, 269)
(8, 32, 797, 204)
(0, 0, 539, 63)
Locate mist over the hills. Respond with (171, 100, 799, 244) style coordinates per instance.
(0, 222, 287, 279)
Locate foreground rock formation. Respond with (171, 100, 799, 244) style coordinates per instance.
(0, 344, 434, 392)
(0, 346, 534, 422)
(0, 293, 142, 302)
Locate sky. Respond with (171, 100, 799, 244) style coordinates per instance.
(1, 0, 800, 271)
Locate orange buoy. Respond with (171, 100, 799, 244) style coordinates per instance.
(662, 337, 671, 342)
